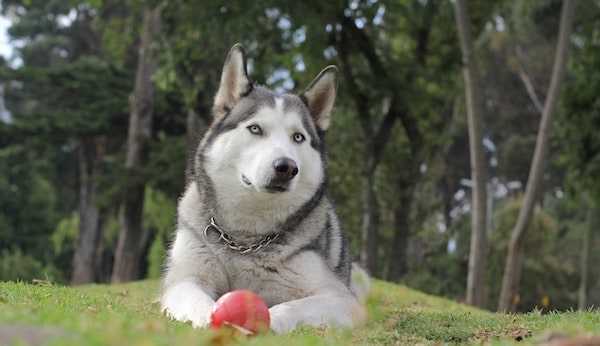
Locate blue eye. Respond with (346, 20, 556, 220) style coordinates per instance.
(247, 125, 262, 135)
(293, 133, 305, 143)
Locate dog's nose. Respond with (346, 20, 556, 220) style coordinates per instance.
(273, 157, 298, 180)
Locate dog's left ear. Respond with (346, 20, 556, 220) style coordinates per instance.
(300, 66, 338, 132)
(213, 44, 253, 121)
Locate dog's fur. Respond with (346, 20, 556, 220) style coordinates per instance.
(160, 44, 369, 333)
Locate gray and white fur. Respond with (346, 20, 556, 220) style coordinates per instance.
(160, 44, 369, 334)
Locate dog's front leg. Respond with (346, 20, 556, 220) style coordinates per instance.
(268, 291, 365, 333)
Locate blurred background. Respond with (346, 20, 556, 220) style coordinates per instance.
(0, 0, 598, 313)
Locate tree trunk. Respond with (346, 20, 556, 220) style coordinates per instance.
(360, 168, 380, 276)
(578, 200, 591, 309)
(337, 29, 382, 277)
(383, 177, 415, 281)
(337, 8, 431, 279)
(71, 136, 108, 285)
(454, 0, 489, 308)
(111, 7, 161, 284)
(498, 0, 575, 312)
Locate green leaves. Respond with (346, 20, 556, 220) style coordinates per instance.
(4, 56, 131, 136)
(559, 15, 600, 203)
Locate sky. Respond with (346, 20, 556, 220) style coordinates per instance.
(0, 18, 10, 56)
(0, 5, 14, 63)
(0, 5, 13, 122)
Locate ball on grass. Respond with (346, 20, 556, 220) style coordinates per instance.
(210, 290, 270, 335)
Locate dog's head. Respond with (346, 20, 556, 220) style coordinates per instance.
(198, 44, 338, 211)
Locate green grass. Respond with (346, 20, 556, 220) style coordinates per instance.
(1, 279, 599, 345)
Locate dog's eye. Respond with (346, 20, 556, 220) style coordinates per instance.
(293, 133, 305, 143)
(247, 125, 262, 136)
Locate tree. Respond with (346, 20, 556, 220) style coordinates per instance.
(154, 0, 473, 282)
(559, 1, 600, 308)
(278, 0, 462, 279)
(0, 145, 60, 265)
(335, 8, 404, 276)
(1, 1, 132, 284)
(498, 0, 576, 312)
(71, 131, 109, 285)
(453, 0, 489, 308)
(3, 1, 596, 305)
(112, 7, 161, 283)
(578, 202, 597, 309)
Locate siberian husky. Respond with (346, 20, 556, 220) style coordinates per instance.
(160, 44, 369, 334)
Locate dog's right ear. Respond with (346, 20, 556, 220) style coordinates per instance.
(213, 44, 253, 120)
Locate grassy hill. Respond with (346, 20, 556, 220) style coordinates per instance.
(1, 279, 599, 345)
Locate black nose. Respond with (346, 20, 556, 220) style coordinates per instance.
(273, 157, 298, 180)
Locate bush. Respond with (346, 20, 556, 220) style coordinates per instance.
(0, 248, 65, 283)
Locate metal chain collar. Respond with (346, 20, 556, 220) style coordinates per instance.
(203, 217, 280, 254)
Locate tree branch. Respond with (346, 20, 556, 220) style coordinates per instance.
(415, 0, 439, 66)
(338, 14, 386, 78)
(372, 100, 399, 166)
(338, 10, 427, 158)
(498, 0, 576, 312)
(516, 64, 544, 113)
(338, 27, 373, 140)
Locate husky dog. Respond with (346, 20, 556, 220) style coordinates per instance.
(160, 44, 369, 334)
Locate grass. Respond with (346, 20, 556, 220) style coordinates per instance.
(1, 279, 599, 345)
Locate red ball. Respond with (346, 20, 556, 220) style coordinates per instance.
(210, 290, 270, 334)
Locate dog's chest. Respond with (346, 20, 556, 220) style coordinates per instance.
(215, 249, 312, 307)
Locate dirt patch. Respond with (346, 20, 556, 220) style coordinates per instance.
(0, 324, 78, 345)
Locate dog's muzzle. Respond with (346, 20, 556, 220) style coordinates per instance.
(266, 157, 298, 192)
(273, 157, 298, 180)
(241, 157, 298, 193)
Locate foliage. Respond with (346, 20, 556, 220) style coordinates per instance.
(0, 27, 132, 283)
(402, 194, 582, 313)
(0, 146, 61, 262)
(52, 212, 79, 257)
(146, 133, 187, 199)
(487, 196, 578, 312)
(0, 0, 599, 312)
(144, 188, 176, 279)
(3, 56, 131, 136)
(559, 20, 600, 202)
(0, 248, 65, 283)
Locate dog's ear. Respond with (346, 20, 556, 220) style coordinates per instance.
(300, 66, 338, 132)
(213, 44, 253, 120)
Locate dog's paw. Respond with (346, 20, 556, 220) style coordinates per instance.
(268, 304, 299, 334)
(189, 312, 212, 329)
(163, 303, 213, 329)
(161, 282, 216, 329)
(269, 303, 304, 334)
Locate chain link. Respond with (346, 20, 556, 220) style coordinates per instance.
(204, 217, 280, 254)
